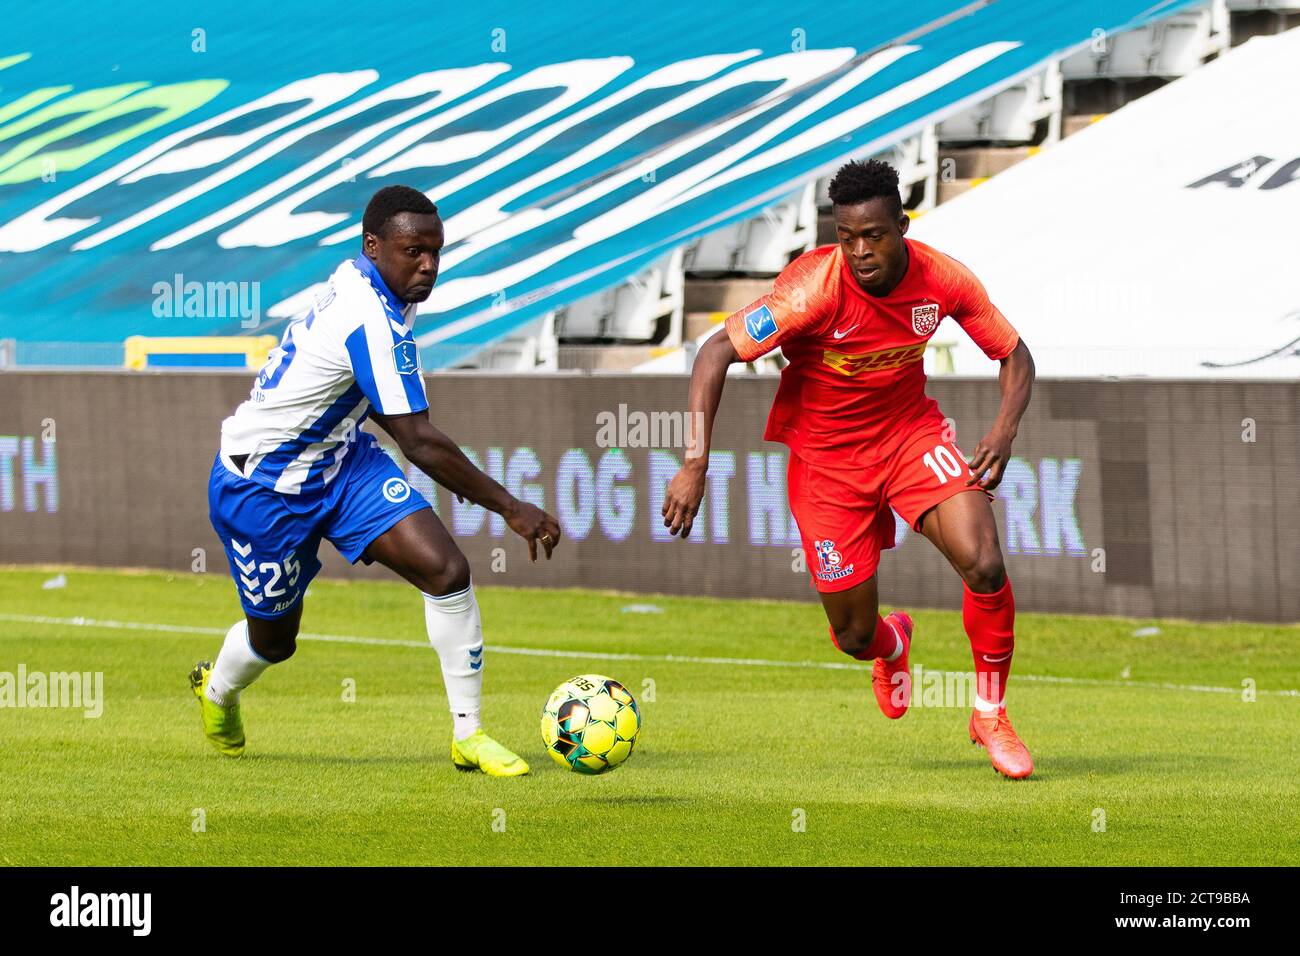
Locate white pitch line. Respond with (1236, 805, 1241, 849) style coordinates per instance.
(2, 612, 1297, 699)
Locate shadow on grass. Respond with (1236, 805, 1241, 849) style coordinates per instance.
(243, 752, 440, 766)
(909, 749, 1216, 780)
(578, 793, 692, 806)
(597, 750, 724, 769)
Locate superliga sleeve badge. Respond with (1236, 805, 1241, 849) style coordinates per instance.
(392, 339, 420, 375)
(744, 303, 778, 343)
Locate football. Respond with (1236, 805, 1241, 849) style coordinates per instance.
(540, 674, 642, 774)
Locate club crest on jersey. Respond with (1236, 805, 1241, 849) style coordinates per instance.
(392, 340, 420, 375)
(911, 303, 940, 336)
(744, 304, 778, 344)
(382, 477, 411, 503)
(813, 539, 854, 581)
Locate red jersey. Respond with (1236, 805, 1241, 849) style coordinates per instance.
(723, 238, 1019, 469)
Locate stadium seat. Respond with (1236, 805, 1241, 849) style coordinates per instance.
(1227, 1, 1300, 45)
(454, 313, 558, 372)
(925, 337, 959, 375)
(684, 183, 817, 275)
(937, 62, 1062, 145)
(631, 323, 785, 376)
(1226, 0, 1300, 9)
(1060, 0, 1229, 78)
(556, 248, 684, 345)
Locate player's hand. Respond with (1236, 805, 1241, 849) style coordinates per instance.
(966, 428, 1015, 491)
(662, 464, 706, 538)
(504, 500, 562, 561)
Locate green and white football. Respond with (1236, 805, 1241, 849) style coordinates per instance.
(540, 674, 642, 775)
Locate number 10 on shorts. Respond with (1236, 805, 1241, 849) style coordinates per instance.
(922, 444, 967, 484)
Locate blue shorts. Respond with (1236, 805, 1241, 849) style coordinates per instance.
(208, 433, 431, 619)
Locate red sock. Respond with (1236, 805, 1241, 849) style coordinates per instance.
(829, 617, 899, 662)
(963, 576, 1015, 709)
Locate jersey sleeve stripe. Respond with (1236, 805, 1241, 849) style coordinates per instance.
(355, 307, 428, 417)
(345, 320, 414, 416)
(385, 305, 430, 414)
(399, 356, 428, 412)
(345, 324, 382, 410)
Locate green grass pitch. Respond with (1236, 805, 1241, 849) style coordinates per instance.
(1, 566, 1296, 866)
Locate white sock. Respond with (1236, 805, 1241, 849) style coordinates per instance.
(452, 710, 481, 740)
(974, 694, 1003, 714)
(206, 620, 271, 707)
(422, 583, 484, 740)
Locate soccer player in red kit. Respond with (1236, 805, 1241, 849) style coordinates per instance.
(662, 159, 1037, 779)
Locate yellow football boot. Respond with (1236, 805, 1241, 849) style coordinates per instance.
(189, 660, 245, 757)
(451, 729, 529, 776)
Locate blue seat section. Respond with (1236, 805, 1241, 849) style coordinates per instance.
(0, 1, 1195, 366)
(145, 353, 248, 368)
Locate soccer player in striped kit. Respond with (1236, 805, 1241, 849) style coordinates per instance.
(196, 185, 561, 775)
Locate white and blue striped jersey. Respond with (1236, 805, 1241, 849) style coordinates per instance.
(219, 253, 428, 495)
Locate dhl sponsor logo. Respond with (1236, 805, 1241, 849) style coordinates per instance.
(822, 343, 926, 376)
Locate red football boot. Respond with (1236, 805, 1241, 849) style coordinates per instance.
(968, 708, 1034, 779)
(871, 611, 913, 719)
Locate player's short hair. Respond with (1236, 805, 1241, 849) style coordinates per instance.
(827, 159, 903, 217)
(362, 185, 439, 238)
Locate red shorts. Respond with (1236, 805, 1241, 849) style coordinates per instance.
(788, 413, 993, 593)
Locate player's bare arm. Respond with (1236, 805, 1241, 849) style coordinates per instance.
(661, 329, 741, 538)
(372, 410, 561, 560)
(965, 338, 1036, 491)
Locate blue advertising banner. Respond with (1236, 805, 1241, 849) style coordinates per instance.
(0, 1, 1195, 366)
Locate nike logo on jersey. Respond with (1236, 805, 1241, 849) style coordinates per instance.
(832, 325, 858, 339)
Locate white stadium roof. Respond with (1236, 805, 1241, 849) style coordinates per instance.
(911, 27, 1300, 379)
